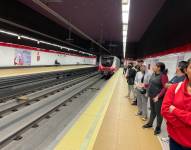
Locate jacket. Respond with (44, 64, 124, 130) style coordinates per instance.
(161, 79, 191, 148)
(126, 68, 136, 85)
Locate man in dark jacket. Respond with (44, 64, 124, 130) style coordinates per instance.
(126, 63, 136, 101)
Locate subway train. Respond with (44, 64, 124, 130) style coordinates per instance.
(98, 55, 120, 77)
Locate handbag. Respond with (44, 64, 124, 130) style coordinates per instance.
(139, 88, 146, 94)
(139, 73, 146, 94)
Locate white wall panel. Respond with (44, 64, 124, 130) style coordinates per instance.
(0, 46, 15, 66)
(0, 44, 96, 67)
(144, 52, 191, 80)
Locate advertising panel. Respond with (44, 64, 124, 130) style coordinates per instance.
(14, 49, 31, 66)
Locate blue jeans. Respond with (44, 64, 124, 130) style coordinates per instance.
(170, 137, 191, 150)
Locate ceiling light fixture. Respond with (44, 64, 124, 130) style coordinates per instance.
(0, 29, 18, 37)
(20, 35, 39, 42)
(121, 0, 130, 58)
(0, 29, 95, 57)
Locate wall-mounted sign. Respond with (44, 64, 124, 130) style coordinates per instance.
(14, 49, 31, 66)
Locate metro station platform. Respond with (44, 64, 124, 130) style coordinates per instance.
(52, 69, 162, 150)
(0, 65, 94, 78)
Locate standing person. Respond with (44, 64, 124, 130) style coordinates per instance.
(126, 63, 136, 100)
(132, 60, 144, 105)
(162, 61, 187, 142)
(161, 59, 191, 150)
(143, 62, 168, 135)
(134, 64, 151, 120)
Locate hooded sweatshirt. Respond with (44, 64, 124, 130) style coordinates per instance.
(161, 79, 191, 148)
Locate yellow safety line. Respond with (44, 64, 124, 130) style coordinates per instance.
(54, 69, 121, 150)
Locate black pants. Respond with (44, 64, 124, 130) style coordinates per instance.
(170, 138, 191, 150)
(123, 68, 127, 74)
(148, 98, 163, 128)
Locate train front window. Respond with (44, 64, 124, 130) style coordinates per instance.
(101, 57, 114, 67)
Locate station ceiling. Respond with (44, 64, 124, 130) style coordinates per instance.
(127, 0, 166, 43)
(126, 0, 191, 59)
(1, 0, 190, 60)
(2, 0, 122, 58)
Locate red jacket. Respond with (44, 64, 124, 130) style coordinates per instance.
(161, 79, 191, 148)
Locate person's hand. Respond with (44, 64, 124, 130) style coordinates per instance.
(137, 84, 141, 88)
(139, 83, 144, 88)
(169, 105, 176, 113)
(165, 83, 172, 88)
(153, 96, 159, 102)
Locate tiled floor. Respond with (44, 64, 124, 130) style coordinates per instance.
(93, 75, 162, 150)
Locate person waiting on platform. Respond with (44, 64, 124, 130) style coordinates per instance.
(134, 64, 151, 121)
(132, 59, 144, 105)
(143, 62, 168, 135)
(161, 59, 191, 150)
(161, 61, 187, 142)
(125, 63, 136, 101)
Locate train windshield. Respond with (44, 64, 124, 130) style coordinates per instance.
(101, 56, 114, 67)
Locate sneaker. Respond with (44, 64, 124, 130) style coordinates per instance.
(161, 137, 169, 142)
(142, 117, 147, 121)
(136, 112, 142, 116)
(131, 101, 137, 105)
(142, 123, 152, 128)
(154, 127, 161, 135)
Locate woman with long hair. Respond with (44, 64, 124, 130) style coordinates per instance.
(143, 62, 168, 135)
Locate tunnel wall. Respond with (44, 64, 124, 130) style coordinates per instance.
(0, 42, 96, 67)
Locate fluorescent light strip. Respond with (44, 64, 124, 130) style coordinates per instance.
(122, 0, 128, 4)
(20, 35, 39, 42)
(0, 29, 95, 56)
(0, 29, 18, 36)
(122, 12, 129, 24)
(123, 25, 128, 30)
(122, 4, 128, 12)
(122, 0, 130, 58)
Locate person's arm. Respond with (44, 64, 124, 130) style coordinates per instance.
(144, 73, 151, 88)
(161, 85, 186, 127)
(165, 83, 172, 88)
(134, 73, 139, 86)
(158, 74, 169, 98)
(171, 107, 191, 126)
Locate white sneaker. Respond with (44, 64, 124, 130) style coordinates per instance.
(161, 137, 169, 142)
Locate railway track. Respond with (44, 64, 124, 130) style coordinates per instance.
(0, 67, 96, 103)
(0, 73, 102, 148)
(0, 72, 98, 117)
